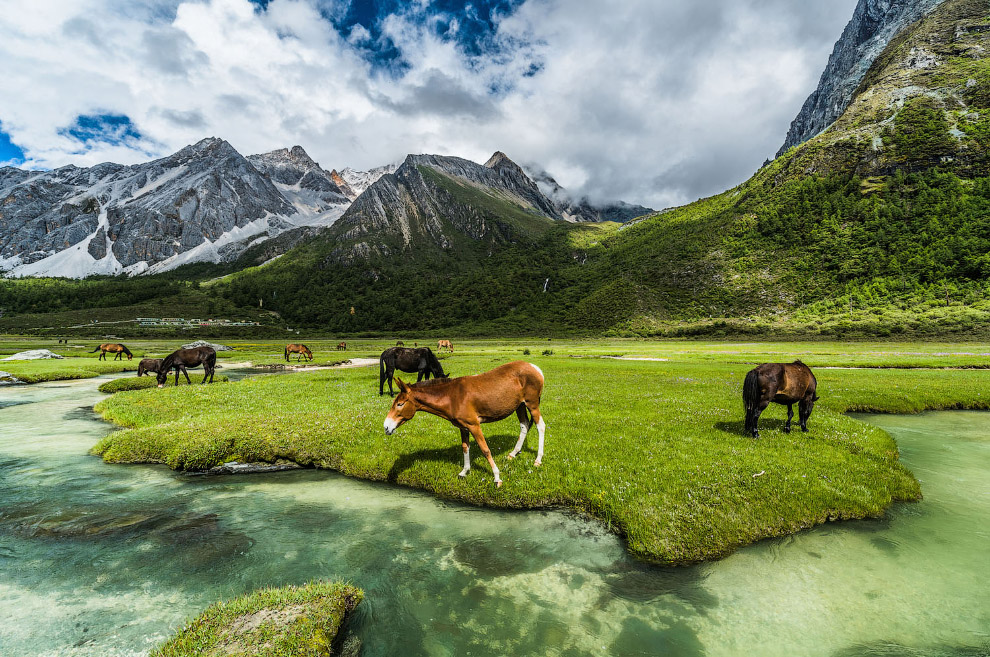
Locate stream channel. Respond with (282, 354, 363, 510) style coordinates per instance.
(0, 372, 987, 656)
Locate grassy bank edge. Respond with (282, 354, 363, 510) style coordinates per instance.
(151, 581, 363, 657)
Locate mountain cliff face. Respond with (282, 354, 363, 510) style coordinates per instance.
(247, 145, 351, 227)
(778, 0, 948, 156)
(773, 0, 990, 178)
(322, 152, 563, 265)
(0, 138, 297, 277)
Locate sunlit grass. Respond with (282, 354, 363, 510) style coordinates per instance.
(90, 343, 990, 564)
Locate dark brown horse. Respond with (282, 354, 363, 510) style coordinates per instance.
(285, 343, 313, 362)
(157, 346, 217, 388)
(384, 361, 546, 487)
(91, 343, 133, 361)
(337, 341, 347, 351)
(743, 360, 819, 438)
(137, 358, 163, 377)
(396, 340, 404, 346)
(379, 346, 447, 396)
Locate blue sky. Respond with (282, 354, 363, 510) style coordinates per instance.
(0, 0, 858, 207)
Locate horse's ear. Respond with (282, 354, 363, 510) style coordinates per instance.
(396, 377, 408, 392)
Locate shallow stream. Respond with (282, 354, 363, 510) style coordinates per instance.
(0, 376, 987, 656)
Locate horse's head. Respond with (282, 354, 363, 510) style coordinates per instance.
(127, 353, 133, 360)
(156, 367, 169, 388)
(384, 378, 418, 435)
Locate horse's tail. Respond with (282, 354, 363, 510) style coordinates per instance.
(379, 351, 388, 387)
(743, 368, 761, 412)
(284, 346, 289, 361)
(90, 346, 101, 353)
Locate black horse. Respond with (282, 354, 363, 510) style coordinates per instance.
(743, 360, 819, 438)
(379, 347, 447, 395)
(157, 346, 217, 387)
(137, 358, 163, 377)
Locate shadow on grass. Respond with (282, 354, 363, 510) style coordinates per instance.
(715, 418, 790, 437)
(386, 434, 524, 483)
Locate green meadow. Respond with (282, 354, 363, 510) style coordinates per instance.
(81, 338, 990, 564)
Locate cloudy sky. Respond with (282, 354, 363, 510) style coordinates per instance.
(0, 0, 858, 208)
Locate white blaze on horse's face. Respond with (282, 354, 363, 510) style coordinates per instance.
(384, 388, 416, 435)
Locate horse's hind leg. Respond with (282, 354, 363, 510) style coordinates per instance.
(526, 403, 546, 466)
(182, 367, 191, 385)
(784, 404, 794, 433)
(751, 400, 769, 438)
(459, 429, 471, 478)
(509, 404, 532, 460)
(799, 398, 813, 432)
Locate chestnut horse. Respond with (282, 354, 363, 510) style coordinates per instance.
(91, 343, 133, 361)
(285, 343, 313, 362)
(437, 339, 453, 353)
(156, 346, 217, 388)
(383, 361, 546, 487)
(137, 358, 163, 377)
(743, 360, 819, 438)
(337, 341, 347, 351)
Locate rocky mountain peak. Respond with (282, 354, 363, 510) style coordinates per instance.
(777, 0, 948, 156)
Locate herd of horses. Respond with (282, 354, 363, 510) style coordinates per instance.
(96, 339, 818, 488)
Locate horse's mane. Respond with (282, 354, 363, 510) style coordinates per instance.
(411, 376, 454, 389)
(121, 344, 132, 355)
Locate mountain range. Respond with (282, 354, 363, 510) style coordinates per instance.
(0, 139, 650, 279)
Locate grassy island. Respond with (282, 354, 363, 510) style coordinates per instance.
(90, 340, 990, 564)
(152, 581, 363, 657)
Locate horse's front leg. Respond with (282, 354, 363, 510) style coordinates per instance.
(469, 425, 501, 488)
(784, 404, 793, 433)
(458, 429, 471, 478)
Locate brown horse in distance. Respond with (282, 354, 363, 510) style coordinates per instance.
(384, 361, 546, 488)
(285, 343, 313, 362)
(137, 358, 163, 377)
(91, 343, 133, 361)
(156, 346, 217, 388)
(337, 341, 347, 351)
(743, 360, 819, 438)
(396, 341, 404, 346)
(437, 339, 453, 353)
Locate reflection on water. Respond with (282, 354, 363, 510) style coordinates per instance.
(0, 377, 987, 656)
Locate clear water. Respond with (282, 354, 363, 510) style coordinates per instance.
(0, 377, 987, 657)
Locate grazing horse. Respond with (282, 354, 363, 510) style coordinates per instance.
(383, 361, 546, 488)
(396, 340, 404, 346)
(156, 346, 217, 388)
(91, 343, 133, 361)
(285, 343, 313, 362)
(743, 360, 819, 438)
(437, 339, 453, 353)
(337, 341, 347, 351)
(137, 358, 164, 377)
(379, 347, 447, 396)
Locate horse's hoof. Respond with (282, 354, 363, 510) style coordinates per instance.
(802, 427, 809, 433)
(784, 427, 791, 434)
(495, 480, 503, 488)
(507, 453, 516, 460)
(534, 460, 542, 467)
(458, 472, 467, 479)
